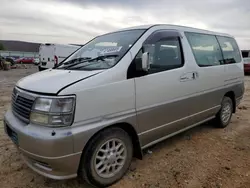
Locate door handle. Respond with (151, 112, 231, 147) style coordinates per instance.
(192, 72, 198, 79)
(192, 73, 195, 79)
(180, 72, 198, 82)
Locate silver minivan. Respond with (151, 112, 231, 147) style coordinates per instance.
(4, 25, 244, 187)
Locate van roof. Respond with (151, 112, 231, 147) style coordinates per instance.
(116, 24, 232, 38)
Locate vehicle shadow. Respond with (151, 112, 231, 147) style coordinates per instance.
(41, 177, 95, 188)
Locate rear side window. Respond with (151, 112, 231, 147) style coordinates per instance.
(216, 36, 241, 64)
(185, 32, 223, 67)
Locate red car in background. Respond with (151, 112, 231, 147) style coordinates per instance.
(243, 57, 250, 74)
(15, 57, 34, 64)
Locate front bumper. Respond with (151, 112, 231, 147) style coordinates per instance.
(4, 110, 82, 180)
(21, 148, 81, 180)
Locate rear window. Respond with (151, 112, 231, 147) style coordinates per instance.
(216, 36, 241, 64)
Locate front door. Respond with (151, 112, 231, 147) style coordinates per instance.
(134, 30, 196, 147)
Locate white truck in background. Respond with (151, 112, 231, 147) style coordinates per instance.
(38, 43, 80, 71)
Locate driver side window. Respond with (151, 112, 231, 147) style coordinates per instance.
(143, 39, 183, 74)
(127, 31, 184, 79)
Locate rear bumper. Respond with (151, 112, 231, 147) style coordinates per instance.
(40, 62, 54, 69)
(38, 66, 48, 71)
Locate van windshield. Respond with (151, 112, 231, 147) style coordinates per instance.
(56, 29, 145, 70)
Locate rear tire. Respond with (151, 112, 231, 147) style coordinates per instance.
(78, 127, 133, 187)
(215, 96, 233, 128)
(38, 66, 46, 71)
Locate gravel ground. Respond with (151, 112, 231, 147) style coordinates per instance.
(1, 67, 250, 188)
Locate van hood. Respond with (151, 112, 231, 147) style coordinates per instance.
(17, 69, 103, 94)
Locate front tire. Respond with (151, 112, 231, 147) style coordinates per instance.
(78, 127, 133, 187)
(215, 96, 233, 128)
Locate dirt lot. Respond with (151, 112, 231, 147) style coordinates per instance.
(1, 67, 250, 188)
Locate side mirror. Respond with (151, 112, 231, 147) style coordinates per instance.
(141, 52, 150, 71)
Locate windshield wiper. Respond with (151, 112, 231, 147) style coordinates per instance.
(63, 54, 118, 70)
(62, 57, 92, 65)
(55, 57, 91, 69)
(87, 54, 118, 62)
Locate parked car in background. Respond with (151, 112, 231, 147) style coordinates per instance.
(243, 57, 250, 74)
(5, 57, 16, 66)
(10, 56, 20, 60)
(15, 57, 34, 64)
(38, 43, 79, 71)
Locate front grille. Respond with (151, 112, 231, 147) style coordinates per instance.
(12, 88, 35, 123)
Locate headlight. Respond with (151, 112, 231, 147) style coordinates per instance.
(30, 96, 75, 127)
(33, 98, 52, 112)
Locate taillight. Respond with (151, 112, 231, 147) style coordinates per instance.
(54, 56, 58, 65)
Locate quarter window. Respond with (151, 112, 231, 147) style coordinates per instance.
(216, 36, 241, 64)
(185, 32, 224, 67)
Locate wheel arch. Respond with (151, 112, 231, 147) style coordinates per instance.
(79, 122, 143, 164)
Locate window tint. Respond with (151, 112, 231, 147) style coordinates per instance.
(185, 32, 224, 67)
(135, 38, 183, 74)
(216, 36, 241, 64)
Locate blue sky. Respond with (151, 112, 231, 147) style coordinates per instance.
(0, 0, 250, 49)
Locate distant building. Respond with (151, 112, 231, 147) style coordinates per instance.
(0, 40, 84, 58)
(0, 50, 39, 58)
(0, 40, 40, 52)
(0, 40, 40, 58)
